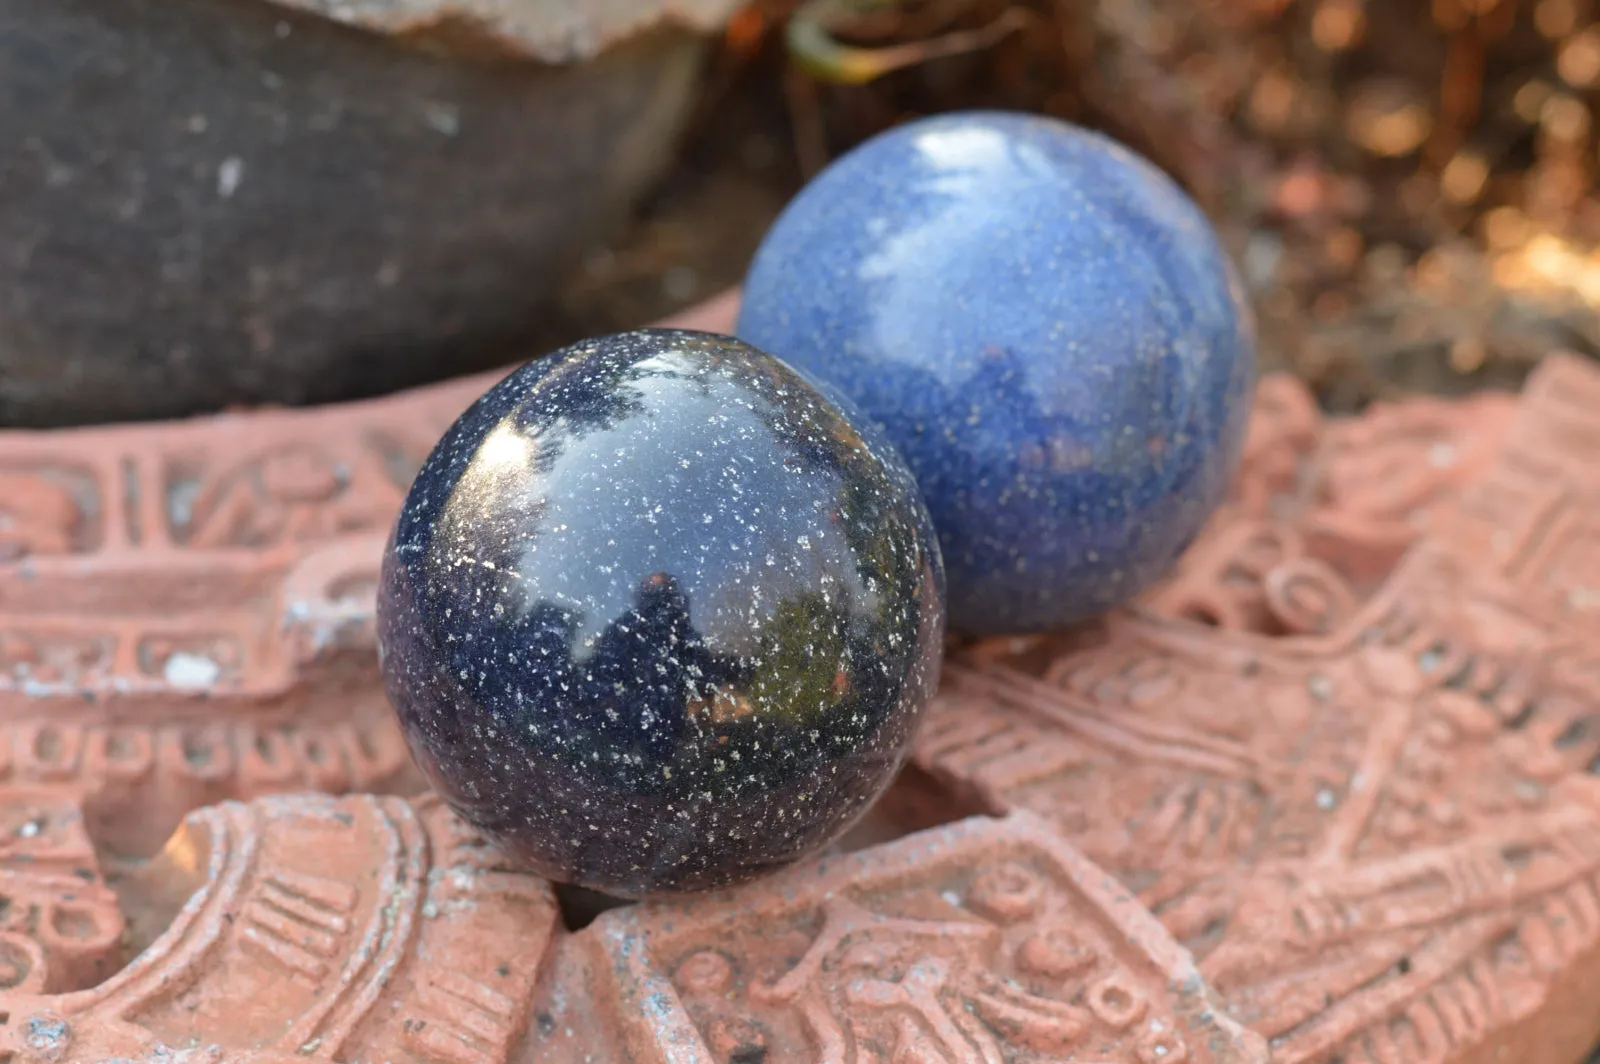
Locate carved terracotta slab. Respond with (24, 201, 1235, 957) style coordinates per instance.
(1, 291, 1598, 1064)
(567, 810, 1268, 1064)
(921, 353, 1600, 1064)
(0, 793, 556, 1064)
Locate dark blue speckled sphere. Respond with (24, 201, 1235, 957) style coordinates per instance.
(737, 110, 1257, 636)
(377, 329, 945, 898)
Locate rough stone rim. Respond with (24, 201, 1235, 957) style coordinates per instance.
(265, 0, 747, 63)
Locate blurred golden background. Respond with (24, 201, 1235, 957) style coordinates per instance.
(553, 0, 1600, 411)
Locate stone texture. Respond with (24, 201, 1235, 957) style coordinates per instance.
(0, 0, 733, 427)
(0, 290, 1596, 1063)
(265, 0, 746, 64)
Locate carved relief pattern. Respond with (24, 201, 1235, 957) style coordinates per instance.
(0, 388, 475, 854)
(925, 577, 1600, 1061)
(0, 292, 1596, 1064)
(0, 421, 451, 701)
(1431, 353, 1600, 631)
(919, 353, 1600, 1064)
(591, 812, 1266, 1064)
(0, 789, 125, 996)
(0, 464, 103, 559)
(1146, 374, 1516, 637)
(0, 793, 558, 1064)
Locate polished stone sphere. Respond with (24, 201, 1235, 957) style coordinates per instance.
(737, 110, 1257, 636)
(377, 329, 946, 897)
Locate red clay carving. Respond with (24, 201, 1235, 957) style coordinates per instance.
(549, 811, 1269, 1063)
(1148, 375, 1516, 635)
(0, 793, 557, 1064)
(921, 352, 1600, 1064)
(0, 292, 1596, 1064)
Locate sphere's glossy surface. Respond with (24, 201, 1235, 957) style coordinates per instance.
(377, 329, 945, 897)
(737, 110, 1258, 636)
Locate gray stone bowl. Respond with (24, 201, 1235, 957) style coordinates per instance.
(0, 0, 741, 427)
